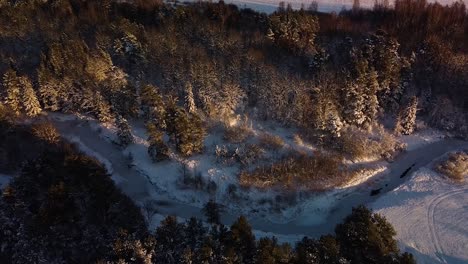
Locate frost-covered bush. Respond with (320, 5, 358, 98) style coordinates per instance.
(31, 122, 60, 145)
(214, 144, 237, 165)
(337, 125, 404, 161)
(236, 144, 265, 167)
(258, 133, 285, 150)
(223, 124, 252, 143)
(239, 151, 345, 190)
(428, 96, 466, 135)
(435, 151, 468, 182)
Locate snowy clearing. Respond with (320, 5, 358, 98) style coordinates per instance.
(372, 157, 468, 264)
(49, 112, 467, 248)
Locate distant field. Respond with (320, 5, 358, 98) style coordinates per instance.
(183, 0, 468, 13)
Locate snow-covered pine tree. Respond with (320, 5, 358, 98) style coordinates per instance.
(94, 91, 113, 123)
(141, 84, 166, 127)
(37, 60, 60, 111)
(326, 111, 344, 138)
(20, 76, 42, 117)
(116, 115, 134, 147)
(172, 108, 206, 156)
(146, 122, 169, 162)
(2, 69, 21, 115)
(395, 96, 418, 135)
(362, 69, 380, 127)
(342, 81, 366, 127)
(184, 82, 196, 114)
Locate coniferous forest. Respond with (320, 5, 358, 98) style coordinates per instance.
(0, 0, 467, 263)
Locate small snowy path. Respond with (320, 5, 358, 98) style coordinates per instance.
(53, 118, 468, 239)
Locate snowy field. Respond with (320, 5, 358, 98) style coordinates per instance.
(47, 112, 468, 263)
(182, 0, 468, 14)
(373, 158, 468, 264)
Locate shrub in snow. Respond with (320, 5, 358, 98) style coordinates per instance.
(258, 133, 285, 150)
(215, 144, 237, 165)
(239, 150, 345, 190)
(223, 123, 252, 144)
(235, 144, 265, 167)
(428, 96, 466, 136)
(435, 151, 468, 182)
(148, 142, 170, 162)
(337, 125, 403, 161)
(31, 122, 60, 145)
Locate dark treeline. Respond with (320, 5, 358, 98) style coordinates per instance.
(0, 0, 467, 144)
(0, 110, 415, 263)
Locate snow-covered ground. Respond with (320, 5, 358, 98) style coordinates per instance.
(372, 155, 468, 264)
(48, 112, 468, 264)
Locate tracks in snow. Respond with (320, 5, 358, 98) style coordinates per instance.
(427, 188, 468, 264)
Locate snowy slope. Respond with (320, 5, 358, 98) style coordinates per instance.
(372, 160, 468, 264)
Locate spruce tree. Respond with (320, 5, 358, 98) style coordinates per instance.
(141, 84, 166, 127)
(184, 82, 196, 114)
(395, 96, 418, 135)
(20, 76, 42, 117)
(147, 122, 169, 162)
(363, 69, 380, 127)
(343, 82, 366, 126)
(184, 217, 206, 251)
(37, 60, 60, 111)
(326, 111, 344, 138)
(335, 206, 402, 263)
(203, 199, 221, 225)
(229, 216, 256, 263)
(116, 115, 134, 147)
(94, 92, 113, 123)
(2, 69, 21, 115)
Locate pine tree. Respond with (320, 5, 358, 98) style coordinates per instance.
(343, 82, 366, 126)
(94, 91, 113, 123)
(362, 69, 380, 127)
(155, 216, 186, 263)
(184, 82, 196, 114)
(184, 217, 206, 251)
(2, 69, 21, 115)
(335, 206, 401, 263)
(116, 115, 134, 147)
(146, 122, 169, 162)
(20, 76, 42, 117)
(141, 84, 166, 127)
(395, 96, 418, 135)
(326, 111, 344, 138)
(229, 216, 256, 263)
(203, 200, 221, 225)
(37, 59, 60, 111)
(174, 110, 206, 156)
